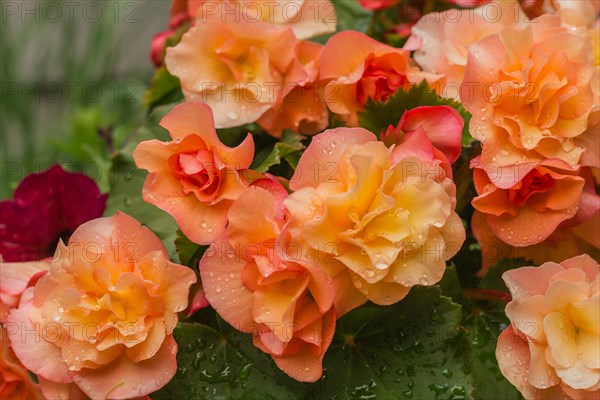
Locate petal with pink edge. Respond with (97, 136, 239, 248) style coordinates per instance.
(66, 212, 167, 261)
(502, 263, 565, 299)
(0, 261, 49, 296)
(7, 300, 71, 383)
(271, 309, 335, 383)
(400, 106, 463, 163)
(199, 238, 255, 332)
(496, 327, 537, 399)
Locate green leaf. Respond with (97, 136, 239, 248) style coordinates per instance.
(216, 123, 261, 148)
(463, 306, 523, 400)
(104, 105, 179, 260)
(104, 155, 178, 260)
(358, 82, 473, 145)
(144, 67, 183, 110)
(175, 229, 207, 268)
(439, 264, 470, 307)
(310, 0, 373, 44)
(332, 0, 373, 33)
(480, 258, 532, 292)
(460, 258, 529, 399)
(251, 131, 305, 173)
(153, 322, 307, 400)
(306, 286, 474, 400)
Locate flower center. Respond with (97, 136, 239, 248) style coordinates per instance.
(356, 54, 407, 104)
(170, 151, 221, 199)
(508, 169, 555, 207)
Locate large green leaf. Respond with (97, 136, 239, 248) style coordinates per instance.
(251, 131, 305, 172)
(104, 105, 179, 259)
(104, 155, 178, 260)
(175, 229, 207, 268)
(144, 67, 183, 111)
(153, 322, 308, 400)
(463, 304, 523, 400)
(358, 82, 473, 145)
(461, 258, 529, 400)
(306, 286, 474, 399)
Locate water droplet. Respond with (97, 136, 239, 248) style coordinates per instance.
(226, 111, 239, 121)
(366, 269, 375, 278)
(176, 367, 188, 378)
(430, 308, 446, 324)
(375, 262, 388, 271)
(58, 307, 64, 313)
(239, 363, 253, 379)
(196, 337, 207, 349)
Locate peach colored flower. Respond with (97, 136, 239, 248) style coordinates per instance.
(200, 186, 366, 382)
(545, 0, 600, 30)
(1, 327, 43, 399)
(165, 10, 304, 128)
(320, 31, 411, 125)
(497, 255, 600, 399)
(471, 210, 599, 276)
(471, 157, 587, 247)
(6, 212, 196, 399)
(257, 40, 329, 138)
(382, 105, 464, 177)
(284, 127, 465, 305)
(176, 0, 336, 39)
(134, 102, 254, 245)
(0, 260, 47, 322)
(460, 15, 596, 169)
(407, 1, 528, 100)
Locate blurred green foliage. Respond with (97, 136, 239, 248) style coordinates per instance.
(0, 0, 162, 198)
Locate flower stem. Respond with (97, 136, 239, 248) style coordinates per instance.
(463, 288, 512, 302)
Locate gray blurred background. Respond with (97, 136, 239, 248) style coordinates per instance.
(1, 0, 171, 198)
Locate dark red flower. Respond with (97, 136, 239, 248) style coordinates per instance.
(0, 165, 107, 262)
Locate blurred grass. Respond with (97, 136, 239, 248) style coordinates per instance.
(0, 0, 168, 198)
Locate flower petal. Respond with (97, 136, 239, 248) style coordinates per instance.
(72, 335, 178, 399)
